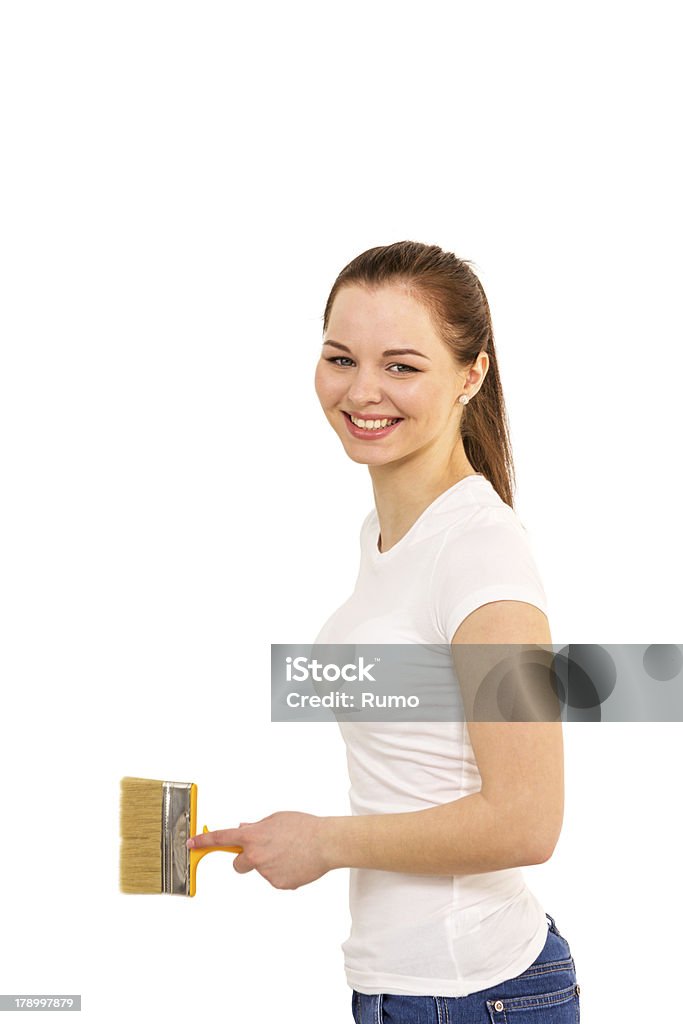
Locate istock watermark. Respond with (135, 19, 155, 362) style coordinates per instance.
(271, 644, 683, 722)
(285, 655, 377, 683)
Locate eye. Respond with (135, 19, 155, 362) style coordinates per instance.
(324, 357, 419, 374)
(388, 363, 418, 374)
(325, 356, 354, 367)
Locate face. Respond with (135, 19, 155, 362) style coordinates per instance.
(314, 283, 477, 467)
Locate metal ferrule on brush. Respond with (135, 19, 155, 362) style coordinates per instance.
(161, 781, 193, 895)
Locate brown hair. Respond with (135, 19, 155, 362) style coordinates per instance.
(322, 240, 516, 508)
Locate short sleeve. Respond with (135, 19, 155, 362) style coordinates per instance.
(430, 509, 549, 643)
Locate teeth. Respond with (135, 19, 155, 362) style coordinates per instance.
(349, 415, 400, 430)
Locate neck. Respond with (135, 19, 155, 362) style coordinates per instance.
(369, 439, 477, 553)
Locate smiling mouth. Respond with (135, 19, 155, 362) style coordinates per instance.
(343, 412, 403, 430)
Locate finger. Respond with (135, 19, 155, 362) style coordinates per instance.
(186, 827, 243, 850)
(233, 854, 254, 874)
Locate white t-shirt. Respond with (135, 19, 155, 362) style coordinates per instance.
(313, 473, 552, 997)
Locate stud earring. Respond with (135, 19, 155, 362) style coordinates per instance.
(458, 394, 469, 405)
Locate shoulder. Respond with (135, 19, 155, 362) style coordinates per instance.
(429, 501, 549, 643)
(429, 475, 526, 539)
(434, 502, 534, 568)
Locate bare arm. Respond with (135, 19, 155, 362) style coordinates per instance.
(319, 600, 564, 875)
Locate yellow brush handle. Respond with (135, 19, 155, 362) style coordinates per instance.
(189, 784, 243, 896)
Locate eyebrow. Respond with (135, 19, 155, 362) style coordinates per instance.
(322, 340, 431, 360)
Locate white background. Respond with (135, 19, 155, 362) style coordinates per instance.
(1, 2, 681, 1022)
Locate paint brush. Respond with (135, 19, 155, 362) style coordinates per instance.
(119, 776, 242, 896)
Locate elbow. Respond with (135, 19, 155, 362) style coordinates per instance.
(530, 816, 563, 864)
(532, 841, 556, 865)
(504, 821, 561, 868)
(486, 791, 563, 867)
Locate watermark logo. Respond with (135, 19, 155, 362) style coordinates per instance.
(285, 655, 377, 683)
(271, 644, 683, 722)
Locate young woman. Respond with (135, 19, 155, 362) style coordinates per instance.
(188, 241, 581, 1022)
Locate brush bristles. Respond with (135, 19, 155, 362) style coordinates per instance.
(119, 777, 164, 894)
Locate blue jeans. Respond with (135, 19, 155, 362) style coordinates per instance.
(351, 913, 580, 1023)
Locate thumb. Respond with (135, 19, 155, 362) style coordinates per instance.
(233, 853, 254, 874)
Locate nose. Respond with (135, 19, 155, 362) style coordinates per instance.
(346, 365, 384, 407)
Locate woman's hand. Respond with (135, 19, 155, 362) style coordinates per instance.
(186, 811, 334, 890)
